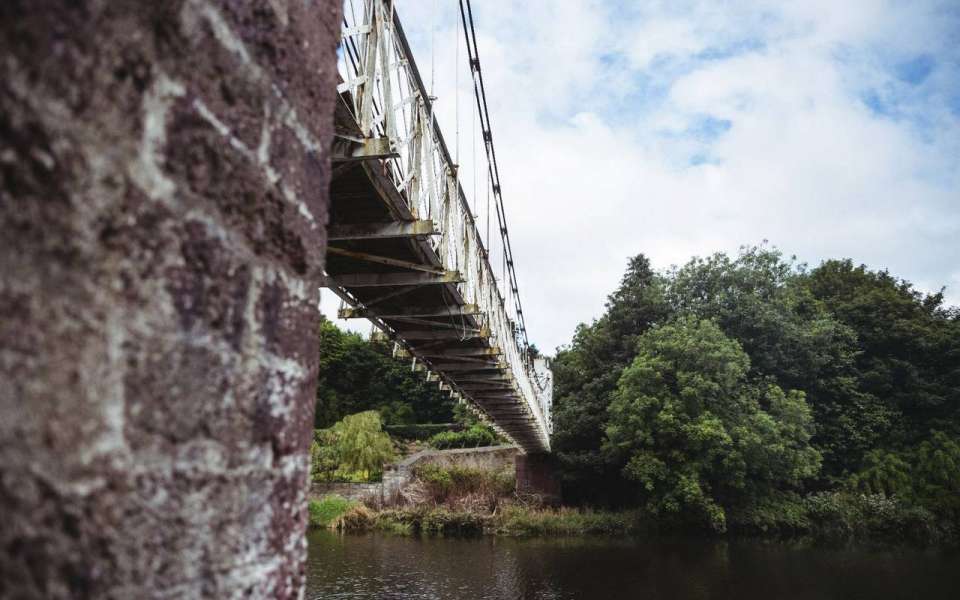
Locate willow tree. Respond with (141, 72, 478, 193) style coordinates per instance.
(311, 411, 396, 482)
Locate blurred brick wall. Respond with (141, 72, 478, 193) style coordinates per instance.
(0, 1, 339, 597)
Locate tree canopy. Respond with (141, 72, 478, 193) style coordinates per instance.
(552, 246, 960, 530)
(315, 318, 456, 428)
(606, 317, 820, 531)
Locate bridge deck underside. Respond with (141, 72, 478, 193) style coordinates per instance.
(326, 106, 545, 452)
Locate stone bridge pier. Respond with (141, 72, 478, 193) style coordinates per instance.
(0, 1, 339, 598)
(515, 453, 561, 504)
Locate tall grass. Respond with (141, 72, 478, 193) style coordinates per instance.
(308, 495, 357, 529)
(493, 506, 638, 536)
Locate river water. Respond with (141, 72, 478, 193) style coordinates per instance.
(306, 530, 959, 599)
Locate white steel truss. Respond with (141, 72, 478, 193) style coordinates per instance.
(334, 0, 552, 451)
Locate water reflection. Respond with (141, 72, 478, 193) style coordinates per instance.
(306, 530, 959, 600)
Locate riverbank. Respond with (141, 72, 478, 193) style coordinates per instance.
(309, 496, 638, 536)
(308, 491, 959, 546)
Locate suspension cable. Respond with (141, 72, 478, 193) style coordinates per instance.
(430, 0, 436, 97)
(458, 0, 530, 349)
(454, 4, 460, 167)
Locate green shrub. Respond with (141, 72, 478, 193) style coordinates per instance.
(428, 424, 498, 449)
(308, 495, 357, 528)
(414, 463, 515, 504)
(374, 512, 415, 536)
(420, 508, 485, 535)
(493, 506, 637, 536)
(386, 423, 463, 441)
(849, 432, 960, 521)
(728, 490, 953, 544)
(727, 492, 810, 535)
(372, 507, 484, 536)
(335, 504, 375, 530)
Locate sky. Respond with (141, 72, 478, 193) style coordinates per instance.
(325, 0, 960, 353)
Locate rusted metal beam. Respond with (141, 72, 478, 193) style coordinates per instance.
(430, 363, 503, 372)
(454, 374, 514, 384)
(399, 330, 488, 341)
(360, 285, 420, 308)
(385, 317, 482, 332)
(331, 135, 398, 163)
(321, 271, 461, 288)
(328, 220, 436, 241)
(457, 383, 515, 391)
(339, 303, 478, 319)
(421, 346, 502, 358)
(327, 247, 446, 274)
(422, 354, 499, 365)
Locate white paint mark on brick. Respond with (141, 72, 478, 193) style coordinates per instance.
(184, 0, 325, 230)
(192, 96, 317, 227)
(267, 0, 289, 28)
(130, 72, 185, 202)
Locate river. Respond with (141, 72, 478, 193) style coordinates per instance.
(306, 530, 959, 599)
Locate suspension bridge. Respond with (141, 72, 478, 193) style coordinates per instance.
(325, 0, 552, 452)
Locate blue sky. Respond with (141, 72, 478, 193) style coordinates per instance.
(325, 0, 960, 352)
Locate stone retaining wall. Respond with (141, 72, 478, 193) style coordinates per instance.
(310, 445, 521, 506)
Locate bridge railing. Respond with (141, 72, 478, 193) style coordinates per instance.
(337, 0, 551, 449)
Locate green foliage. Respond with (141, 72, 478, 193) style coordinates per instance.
(374, 512, 415, 536)
(664, 247, 884, 478)
(427, 424, 499, 449)
(311, 411, 396, 482)
(309, 428, 341, 482)
(848, 449, 913, 497)
(551, 255, 670, 504)
(385, 423, 462, 441)
(803, 260, 960, 450)
(911, 432, 960, 517)
(493, 506, 637, 536)
(551, 245, 959, 540)
(414, 463, 515, 503)
(315, 319, 455, 428)
(606, 317, 821, 532)
(419, 508, 486, 535)
(371, 507, 485, 536)
(308, 495, 357, 528)
(370, 506, 638, 537)
(725, 490, 955, 544)
(849, 431, 960, 519)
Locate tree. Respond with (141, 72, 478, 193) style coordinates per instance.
(605, 317, 821, 532)
(311, 411, 396, 482)
(551, 254, 670, 503)
(803, 260, 960, 446)
(665, 246, 887, 479)
(849, 431, 960, 519)
(315, 318, 455, 428)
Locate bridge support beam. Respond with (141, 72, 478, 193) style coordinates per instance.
(339, 303, 479, 319)
(328, 220, 436, 241)
(0, 2, 339, 597)
(321, 271, 462, 287)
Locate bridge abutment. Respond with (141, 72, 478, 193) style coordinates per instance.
(516, 453, 561, 504)
(0, 1, 339, 597)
